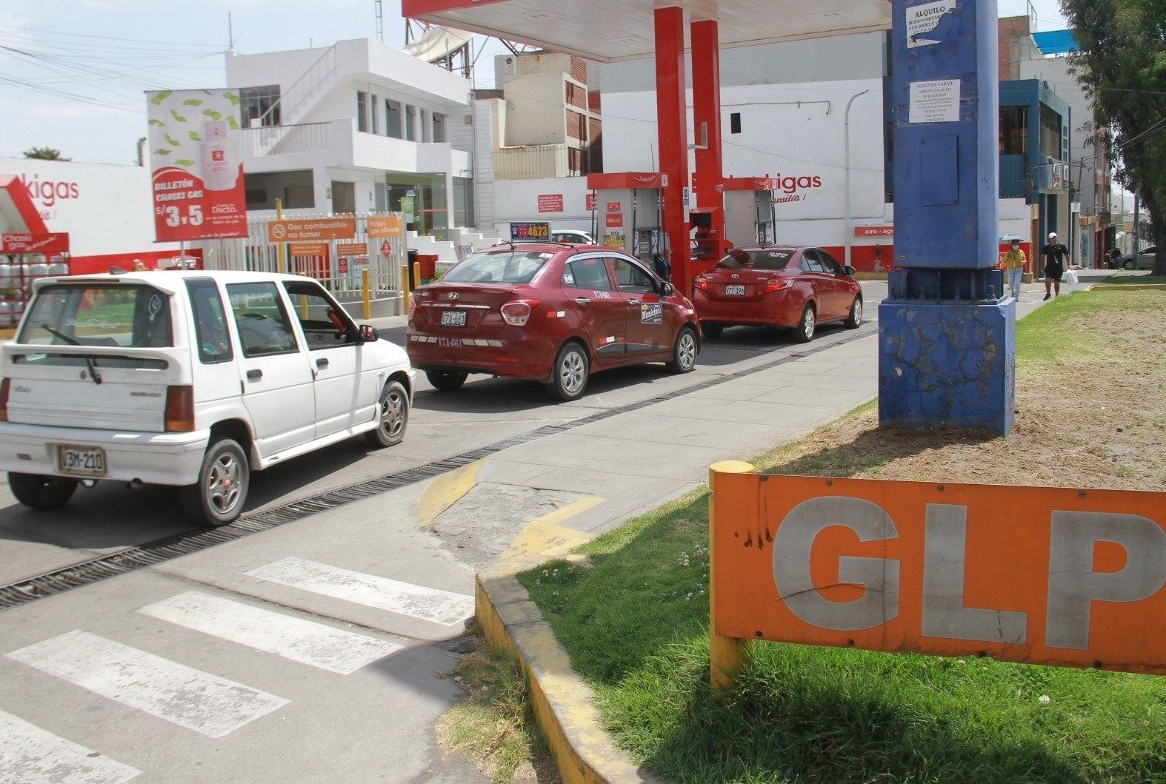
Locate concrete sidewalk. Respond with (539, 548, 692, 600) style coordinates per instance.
(423, 287, 1062, 783)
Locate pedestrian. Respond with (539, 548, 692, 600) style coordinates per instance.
(1001, 239, 1027, 300)
(1041, 231, 1069, 300)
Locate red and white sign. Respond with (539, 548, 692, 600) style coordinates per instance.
(855, 225, 894, 237)
(538, 193, 564, 213)
(586, 193, 597, 211)
(1, 232, 70, 254)
(337, 242, 366, 257)
(146, 89, 248, 242)
(606, 201, 622, 213)
(605, 213, 624, 228)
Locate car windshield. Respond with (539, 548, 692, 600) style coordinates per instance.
(715, 249, 794, 271)
(17, 283, 173, 348)
(440, 250, 553, 284)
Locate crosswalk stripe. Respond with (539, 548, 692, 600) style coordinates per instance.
(138, 591, 402, 674)
(0, 708, 140, 784)
(245, 557, 474, 627)
(5, 630, 288, 738)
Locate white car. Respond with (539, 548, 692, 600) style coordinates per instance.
(0, 270, 414, 526)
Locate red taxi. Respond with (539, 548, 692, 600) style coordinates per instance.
(692, 245, 863, 342)
(406, 243, 700, 401)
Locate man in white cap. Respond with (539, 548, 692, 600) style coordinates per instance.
(1040, 231, 1069, 300)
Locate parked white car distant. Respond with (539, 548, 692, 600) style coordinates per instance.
(0, 270, 414, 526)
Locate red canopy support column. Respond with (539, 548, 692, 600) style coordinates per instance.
(654, 6, 692, 294)
(691, 18, 726, 263)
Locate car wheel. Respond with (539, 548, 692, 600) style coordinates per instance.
(180, 437, 249, 527)
(426, 370, 467, 391)
(549, 342, 589, 401)
(667, 326, 698, 374)
(794, 305, 816, 343)
(1124, 259, 1134, 270)
(8, 473, 79, 510)
(844, 296, 863, 329)
(365, 379, 409, 448)
(702, 322, 724, 339)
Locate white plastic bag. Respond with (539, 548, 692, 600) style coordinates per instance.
(1064, 268, 1078, 285)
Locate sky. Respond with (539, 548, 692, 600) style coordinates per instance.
(0, 0, 1070, 166)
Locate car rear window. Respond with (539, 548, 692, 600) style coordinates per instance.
(17, 283, 173, 348)
(716, 250, 794, 271)
(441, 251, 552, 285)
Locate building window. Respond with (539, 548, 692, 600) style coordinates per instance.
(385, 100, 402, 138)
(1038, 104, 1062, 160)
(357, 91, 369, 133)
(405, 105, 416, 141)
(421, 109, 432, 142)
(241, 86, 281, 128)
(1000, 105, 1028, 155)
(370, 93, 379, 135)
(433, 112, 446, 143)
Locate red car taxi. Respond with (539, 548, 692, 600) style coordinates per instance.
(692, 245, 863, 341)
(406, 243, 699, 400)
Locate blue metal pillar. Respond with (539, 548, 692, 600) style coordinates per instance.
(880, 0, 1014, 435)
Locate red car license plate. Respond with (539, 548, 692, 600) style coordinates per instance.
(441, 310, 466, 327)
(56, 444, 107, 477)
(725, 284, 746, 296)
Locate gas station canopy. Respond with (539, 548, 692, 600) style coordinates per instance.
(401, 0, 891, 62)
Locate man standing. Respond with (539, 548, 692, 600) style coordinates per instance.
(1001, 238, 1027, 300)
(1041, 231, 1069, 300)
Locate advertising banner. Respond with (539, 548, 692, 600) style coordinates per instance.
(146, 89, 248, 242)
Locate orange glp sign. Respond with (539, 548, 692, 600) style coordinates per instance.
(711, 471, 1166, 676)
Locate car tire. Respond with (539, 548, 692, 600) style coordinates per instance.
(1124, 259, 1134, 270)
(8, 473, 79, 510)
(666, 326, 698, 374)
(794, 305, 816, 343)
(844, 296, 863, 329)
(365, 379, 409, 448)
(426, 370, 467, 391)
(180, 437, 249, 527)
(548, 342, 589, 401)
(701, 322, 724, 339)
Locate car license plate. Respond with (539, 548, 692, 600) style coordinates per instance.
(441, 310, 466, 327)
(56, 444, 107, 477)
(725, 284, 746, 296)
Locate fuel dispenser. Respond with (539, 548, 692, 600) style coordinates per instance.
(722, 176, 778, 248)
(586, 172, 665, 267)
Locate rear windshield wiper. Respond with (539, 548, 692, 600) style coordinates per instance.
(41, 323, 102, 384)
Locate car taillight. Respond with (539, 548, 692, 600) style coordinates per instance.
(0, 378, 8, 422)
(165, 385, 195, 432)
(501, 299, 540, 326)
(764, 279, 792, 293)
(695, 280, 710, 292)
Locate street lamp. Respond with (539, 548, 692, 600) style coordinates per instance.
(843, 89, 870, 270)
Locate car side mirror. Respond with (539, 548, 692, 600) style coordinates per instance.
(359, 324, 379, 343)
(843, 265, 857, 276)
(661, 282, 675, 296)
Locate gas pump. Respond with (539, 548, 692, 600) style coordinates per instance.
(722, 176, 779, 247)
(586, 172, 664, 267)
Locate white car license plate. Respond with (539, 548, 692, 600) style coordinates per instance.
(725, 284, 746, 296)
(441, 310, 466, 327)
(56, 444, 107, 477)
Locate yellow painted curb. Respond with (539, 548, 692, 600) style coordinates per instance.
(416, 460, 481, 528)
(475, 571, 662, 783)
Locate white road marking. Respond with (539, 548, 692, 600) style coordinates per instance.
(245, 557, 474, 627)
(0, 708, 140, 784)
(138, 591, 401, 674)
(5, 630, 288, 738)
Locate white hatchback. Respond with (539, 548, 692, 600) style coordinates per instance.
(0, 270, 414, 526)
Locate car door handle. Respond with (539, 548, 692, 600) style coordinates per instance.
(627, 299, 641, 306)
(247, 369, 262, 380)
(574, 297, 591, 305)
(316, 357, 329, 369)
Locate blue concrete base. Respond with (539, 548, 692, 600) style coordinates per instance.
(878, 298, 1015, 435)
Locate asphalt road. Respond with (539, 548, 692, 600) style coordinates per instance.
(0, 282, 889, 782)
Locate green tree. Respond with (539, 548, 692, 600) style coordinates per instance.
(1064, 0, 1166, 274)
(22, 147, 69, 161)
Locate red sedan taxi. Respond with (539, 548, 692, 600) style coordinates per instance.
(406, 243, 700, 400)
(692, 245, 863, 341)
